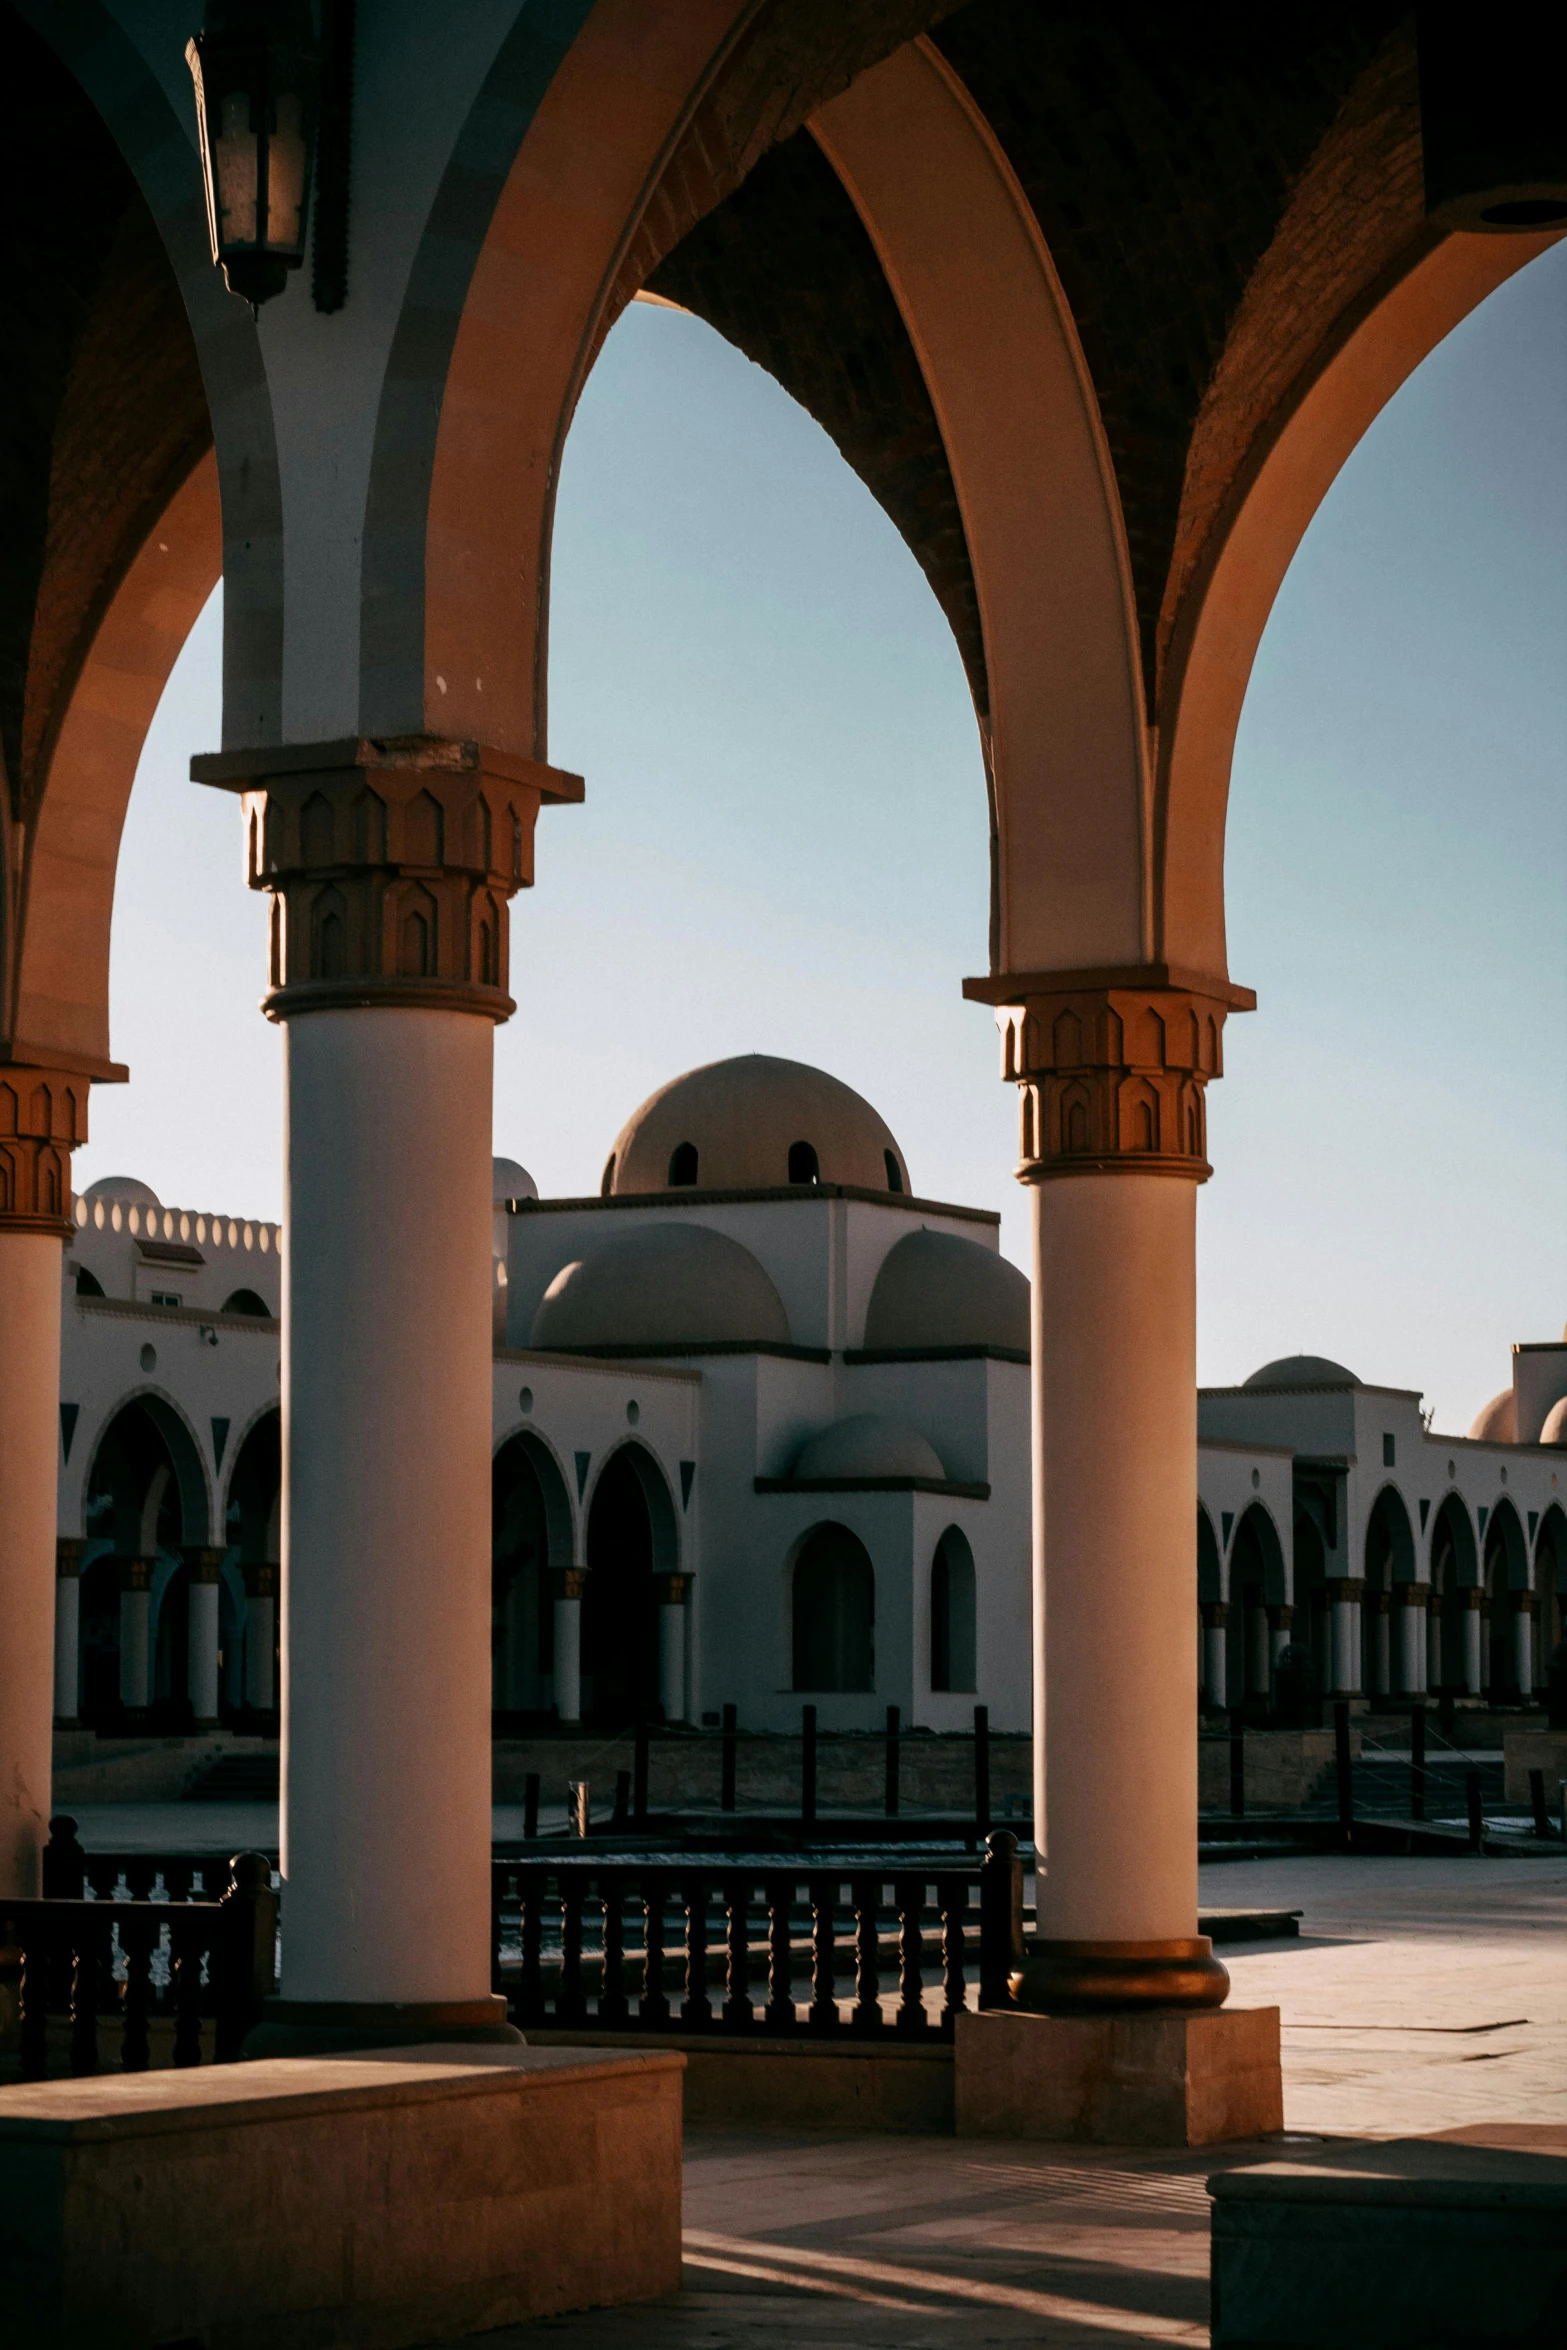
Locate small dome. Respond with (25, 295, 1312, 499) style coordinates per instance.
(605, 1055, 909, 1196)
(863, 1230, 1029, 1354)
(1468, 1388, 1517, 1443)
(793, 1413, 947, 1482)
(492, 1156, 538, 1204)
(1243, 1355, 1359, 1390)
(1541, 1397, 1567, 1447)
(530, 1223, 790, 1352)
(83, 1176, 160, 1209)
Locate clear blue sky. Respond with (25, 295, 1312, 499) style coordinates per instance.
(80, 243, 1566, 1437)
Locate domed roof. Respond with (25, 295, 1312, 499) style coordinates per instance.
(530, 1223, 790, 1352)
(863, 1230, 1029, 1354)
(603, 1055, 909, 1196)
(1243, 1355, 1359, 1390)
(1540, 1396, 1567, 1447)
(492, 1156, 538, 1204)
(1468, 1388, 1517, 1443)
(793, 1413, 947, 1482)
(83, 1175, 160, 1208)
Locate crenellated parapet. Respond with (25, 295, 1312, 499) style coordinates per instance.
(193, 735, 583, 1023)
(963, 966, 1256, 1185)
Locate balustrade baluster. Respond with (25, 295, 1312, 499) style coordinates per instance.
(764, 1873, 796, 2032)
(682, 1873, 711, 2026)
(599, 1871, 628, 2024)
(641, 1872, 670, 2028)
(69, 1914, 106, 2076)
(851, 1875, 882, 2032)
(165, 1860, 195, 1904)
(517, 1867, 545, 2026)
(126, 1857, 156, 1904)
(978, 1831, 1021, 2010)
(938, 1875, 969, 2033)
(19, 1921, 49, 2079)
(894, 1875, 927, 2036)
(808, 1875, 838, 2033)
(120, 1907, 158, 2071)
(170, 1913, 205, 2065)
(86, 1858, 118, 1903)
(722, 1872, 752, 2028)
(558, 1876, 587, 2024)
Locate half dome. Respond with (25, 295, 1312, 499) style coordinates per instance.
(1469, 1388, 1517, 1443)
(604, 1055, 909, 1196)
(1243, 1355, 1358, 1390)
(863, 1230, 1029, 1354)
(793, 1413, 946, 1482)
(530, 1223, 790, 1353)
(1540, 1396, 1567, 1447)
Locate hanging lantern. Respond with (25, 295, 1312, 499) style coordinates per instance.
(186, 1, 320, 311)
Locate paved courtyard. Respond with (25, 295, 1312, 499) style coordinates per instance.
(436, 1848, 1567, 2349)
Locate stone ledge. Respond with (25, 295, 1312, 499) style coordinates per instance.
(532, 2028, 952, 2132)
(955, 2003, 1283, 2146)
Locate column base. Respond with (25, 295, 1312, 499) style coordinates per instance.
(1012, 1936, 1230, 2011)
(955, 2003, 1283, 2145)
(243, 1995, 521, 2059)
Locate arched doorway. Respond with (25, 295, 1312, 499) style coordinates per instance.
(492, 1431, 574, 1725)
(1363, 1486, 1416, 1698)
(1225, 1504, 1286, 1721)
(930, 1526, 976, 1693)
(81, 1398, 209, 1726)
(1429, 1494, 1479, 1695)
(226, 1410, 281, 1723)
(1484, 1499, 1529, 1700)
(583, 1445, 678, 1728)
(1197, 1506, 1222, 1709)
(1537, 1504, 1566, 1688)
(792, 1524, 875, 1693)
(1293, 1501, 1329, 1704)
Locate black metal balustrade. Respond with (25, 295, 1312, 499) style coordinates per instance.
(0, 1819, 277, 2080)
(489, 1830, 1022, 2037)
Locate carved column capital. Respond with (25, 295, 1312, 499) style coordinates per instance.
(182, 1547, 224, 1584)
(56, 1538, 87, 1578)
(244, 1561, 277, 1599)
(123, 1557, 153, 1593)
(963, 965, 1253, 1185)
(553, 1567, 588, 1603)
(192, 734, 584, 1024)
(0, 1064, 90, 1235)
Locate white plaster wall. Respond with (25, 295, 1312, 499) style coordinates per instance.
(1196, 1444, 1295, 1603)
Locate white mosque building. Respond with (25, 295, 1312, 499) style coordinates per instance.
(53, 1055, 1566, 1744)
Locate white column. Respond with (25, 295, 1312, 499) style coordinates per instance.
(1512, 1602, 1534, 1701)
(1462, 1595, 1484, 1695)
(280, 1008, 495, 2012)
(1246, 1603, 1270, 1699)
(1268, 1606, 1292, 1671)
(1202, 1606, 1228, 1712)
(1029, 1173, 1215, 1984)
(1399, 1599, 1424, 1695)
(1330, 1591, 1356, 1694)
(54, 1540, 85, 1725)
(1371, 1596, 1391, 1697)
(0, 1230, 64, 1896)
(245, 1569, 276, 1709)
(1427, 1601, 1443, 1692)
(120, 1560, 152, 1712)
(553, 1570, 584, 1724)
(186, 1549, 221, 1726)
(657, 1576, 689, 1723)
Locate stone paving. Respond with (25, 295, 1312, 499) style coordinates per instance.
(438, 1848, 1567, 2350)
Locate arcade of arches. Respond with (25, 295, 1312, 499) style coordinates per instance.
(0, 3, 1563, 2048)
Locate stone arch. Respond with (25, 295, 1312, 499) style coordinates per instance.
(580, 1438, 681, 1727)
(492, 1425, 576, 1721)
(1535, 1502, 1566, 1669)
(80, 1390, 209, 1723)
(1484, 1495, 1531, 1700)
(1428, 1490, 1479, 1694)
(790, 1521, 875, 1695)
(930, 1524, 976, 1695)
(1225, 1501, 1286, 1714)
(1362, 1484, 1417, 1699)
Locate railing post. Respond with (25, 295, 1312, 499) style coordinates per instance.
(41, 1815, 86, 1899)
(18, 1915, 49, 2080)
(1334, 1701, 1354, 1845)
(973, 1704, 990, 1837)
(850, 1874, 881, 2032)
(884, 1705, 900, 1819)
(517, 1866, 546, 2027)
(599, 1869, 628, 2025)
(978, 1829, 1021, 2010)
(69, 1912, 107, 2077)
(558, 1876, 587, 2023)
(641, 1871, 670, 2029)
(216, 1853, 279, 2062)
(808, 1874, 838, 2033)
(721, 1703, 737, 1813)
(801, 1704, 817, 1827)
(764, 1872, 795, 2033)
(170, 1910, 205, 2067)
(1410, 1702, 1426, 1821)
(893, 1874, 926, 2035)
(682, 1872, 711, 2027)
(633, 1720, 650, 1824)
(937, 1874, 967, 2034)
(1229, 1714, 1245, 1819)
(523, 1771, 540, 1841)
(722, 1871, 752, 2028)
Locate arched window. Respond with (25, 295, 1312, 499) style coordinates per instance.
(220, 1288, 271, 1317)
(930, 1526, 976, 1692)
(788, 1140, 819, 1185)
(668, 1141, 698, 1186)
(792, 1524, 874, 1691)
(884, 1150, 903, 1194)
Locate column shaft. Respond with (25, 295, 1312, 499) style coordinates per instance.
(1462, 1596, 1484, 1695)
(120, 1562, 152, 1713)
(656, 1577, 689, 1723)
(553, 1571, 584, 1724)
(54, 1540, 85, 1725)
(185, 1549, 222, 1725)
(281, 1008, 494, 2006)
(0, 1232, 64, 1895)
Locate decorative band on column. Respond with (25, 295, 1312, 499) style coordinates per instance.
(1400, 1585, 1431, 1610)
(0, 1065, 90, 1235)
(191, 735, 584, 1023)
(961, 964, 1254, 1184)
(1266, 1603, 1294, 1630)
(653, 1574, 691, 1607)
(123, 1557, 153, 1593)
(554, 1567, 588, 1603)
(245, 1562, 277, 1598)
(1325, 1578, 1366, 1604)
(182, 1547, 224, 1583)
(56, 1538, 87, 1579)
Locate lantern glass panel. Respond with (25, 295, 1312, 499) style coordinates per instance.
(266, 90, 308, 253)
(215, 89, 260, 249)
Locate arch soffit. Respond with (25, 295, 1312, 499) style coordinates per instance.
(83, 1386, 212, 1547)
(811, 40, 1147, 974)
(1197, 1502, 1221, 1602)
(1363, 1480, 1418, 1581)
(1232, 1498, 1288, 1603)
(586, 1437, 681, 1576)
(16, 456, 221, 1075)
(493, 1423, 578, 1568)
(221, 1398, 282, 1523)
(1484, 1494, 1530, 1588)
(1429, 1488, 1480, 1585)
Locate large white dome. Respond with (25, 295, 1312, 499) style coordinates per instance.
(1468, 1388, 1517, 1443)
(863, 1230, 1029, 1355)
(492, 1156, 538, 1204)
(530, 1223, 791, 1353)
(602, 1055, 909, 1197)
(1244, 1355, 1358, 1390)
(1537, 1396, 1566, 1446)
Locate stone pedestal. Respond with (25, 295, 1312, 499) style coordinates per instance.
(0, 2043, 682, 2349)
(954, 2003, 1282, 2146)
